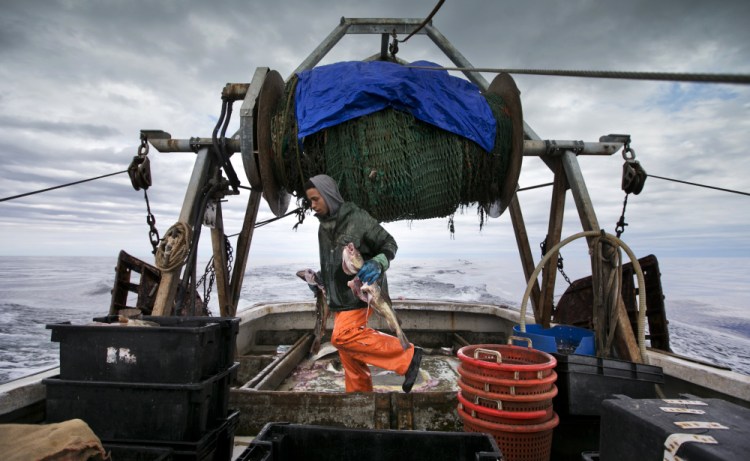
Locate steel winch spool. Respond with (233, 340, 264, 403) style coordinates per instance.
(250, 68, 524, 221)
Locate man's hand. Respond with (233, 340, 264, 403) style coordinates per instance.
(357, 260, 382, 284)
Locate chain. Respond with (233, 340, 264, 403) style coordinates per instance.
(197, 258, 215, 313)
(540, 238, 572, 286)
(144, 190, 160, 254)
(615, 193, 630, 238)
(130, 133, 161, 254)
(556, 253, 572, 285)
(196, 234, 234, 313)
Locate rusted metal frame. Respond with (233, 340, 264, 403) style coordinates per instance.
(508, 197, 542, 322)
(561, 151, 642, 362)
(229, 189, 263, 315)
(539, 159, 568, 328)
(152, 148, 213, 316)
(209, 197, 231, 316)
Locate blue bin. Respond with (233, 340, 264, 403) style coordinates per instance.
(512, 324, 595, 355)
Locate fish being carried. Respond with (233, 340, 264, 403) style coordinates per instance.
(342, 243, 410, 350)
(296, 268, 330, 356)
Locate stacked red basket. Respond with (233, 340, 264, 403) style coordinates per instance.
(457, 339, 559, 461)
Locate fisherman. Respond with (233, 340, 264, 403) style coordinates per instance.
(304, 174, 422, 393)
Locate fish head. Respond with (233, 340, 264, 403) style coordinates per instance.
(296, 268, 320, 286)
(341, 242, 364, 275)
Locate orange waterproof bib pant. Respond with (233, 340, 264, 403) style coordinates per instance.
(331, 308, 415, 392)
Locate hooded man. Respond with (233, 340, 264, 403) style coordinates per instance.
(305, 174, 422, 393)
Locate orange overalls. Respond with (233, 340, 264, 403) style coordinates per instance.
(332, 307, 415, 392)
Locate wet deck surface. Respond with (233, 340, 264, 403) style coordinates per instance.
(276, 350, 461, 393)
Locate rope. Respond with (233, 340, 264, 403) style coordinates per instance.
(155, 221, 192, 272)
(591, 235, 623, 357)
(518, 182, 553, 192)
(397, 0, 445, 43)
(0, 170, 128, 203)
(519, 230, 649, 363)
(648, 174, 750, 196)
(404, 65, 750, 85)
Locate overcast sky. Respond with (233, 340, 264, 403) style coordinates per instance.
(1, 1, 749, 295)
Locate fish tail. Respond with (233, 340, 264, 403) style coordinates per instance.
(398, 332, 410, 351)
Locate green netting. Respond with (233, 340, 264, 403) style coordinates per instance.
(271, 75, 514, 223)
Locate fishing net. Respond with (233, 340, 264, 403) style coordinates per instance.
(271, 75, 514, 223)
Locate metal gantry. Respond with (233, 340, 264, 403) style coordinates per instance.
(146, 17, 641, 362)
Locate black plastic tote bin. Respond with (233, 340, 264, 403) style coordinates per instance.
(44, 364, 238, 441)
(101, 410, 240, 461)
(48, 316, 239, 383)
(238, 422, 502, 461)
(102, 444, 174, 461)
(553, 353, 663, 415)
(600, 395, 750, 461)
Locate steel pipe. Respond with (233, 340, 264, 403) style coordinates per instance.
(522, 140, 623, 156)
(151, 136, 621, 158)
(149, 137, 241, 153)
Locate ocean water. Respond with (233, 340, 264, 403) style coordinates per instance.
(0, 255, 748, 384)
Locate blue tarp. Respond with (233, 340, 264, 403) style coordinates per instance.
(294, 60, 496, 152)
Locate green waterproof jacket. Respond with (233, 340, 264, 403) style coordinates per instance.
(317, 202, 398, 312)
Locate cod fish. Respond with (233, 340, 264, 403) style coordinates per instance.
(342, 243, 410, 350)
(296, 268, 330, 356)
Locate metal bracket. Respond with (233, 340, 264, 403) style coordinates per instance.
(140, 129, 171, 140)
(544, 140, 585, 155)
(599, 133, 631, 144)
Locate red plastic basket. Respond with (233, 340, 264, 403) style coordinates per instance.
(458, 379, 557, 414)
(457, 364, 557, 397)
(457, 343, 556, 381)
(458, 405, 559, 461)
(457, 391, 554, 426)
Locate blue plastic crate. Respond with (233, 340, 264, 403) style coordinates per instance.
(512, 324, 595, 355)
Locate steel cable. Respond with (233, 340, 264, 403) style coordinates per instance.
(0, 170, 128, 203)
(404, 66, 750, 85)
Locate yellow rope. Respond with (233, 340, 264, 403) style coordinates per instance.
(155, 221, 192, 272)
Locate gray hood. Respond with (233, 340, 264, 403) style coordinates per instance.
(310, 174, 344, 217)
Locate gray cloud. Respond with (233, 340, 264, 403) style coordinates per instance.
(0, 115, 120, 137)
(0, 0, 748, 265)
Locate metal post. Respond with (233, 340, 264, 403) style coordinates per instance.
(562, 151, 642, 362)
(539, 159, 568, 328)
(152, 148, 213, 316)
(508, 196, 542, 322)
(229, 189, 263, 315)
(210, 199, 231, 316)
